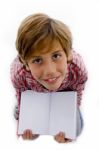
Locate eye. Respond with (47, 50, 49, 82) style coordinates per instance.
(52, 53, 61, 60)
(32, 58, 42, 64)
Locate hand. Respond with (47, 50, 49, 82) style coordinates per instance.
(22, 129, 39, 140)
(54, 132, 72, 143)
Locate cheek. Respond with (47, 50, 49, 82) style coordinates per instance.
(61, 65, 67, 75)
(58, 60, 67, 74)
(29, 65, 42, 79)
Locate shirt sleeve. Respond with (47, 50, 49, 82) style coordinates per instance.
(10, 57, 26, 108)
(76, 67, 88, 106)
(70, 51, 88, 106)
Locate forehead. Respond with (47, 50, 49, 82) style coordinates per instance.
(32, 39, 63, 56)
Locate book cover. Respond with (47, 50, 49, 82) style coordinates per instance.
(18, 90, 77, 139)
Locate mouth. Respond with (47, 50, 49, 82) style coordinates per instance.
(43, 76, 60, 83)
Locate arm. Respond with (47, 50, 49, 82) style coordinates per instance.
(70, 51, 88, 106)
(10, 57, 27, 119)
(11, 77, 25, 120)
(73, 53, 88, 106)
(76, 70, 88, 106)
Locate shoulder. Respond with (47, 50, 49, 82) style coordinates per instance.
(10, 56, 39, 90)
(10, 56, 24, 78)
(10, 56, 27, 89)
(71, 50, 87, 73)
(68, 50, 88, 84)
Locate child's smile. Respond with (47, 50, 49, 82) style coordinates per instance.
(42, 75, 63, 90)
(43, 76, 60, 83)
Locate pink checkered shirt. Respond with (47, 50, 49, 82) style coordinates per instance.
(10, 50, 88, 108)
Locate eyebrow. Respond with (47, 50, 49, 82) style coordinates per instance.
(31, 50, 63, 59)
(52, 50, 63, 54)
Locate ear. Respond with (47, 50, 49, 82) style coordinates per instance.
(67, 52, 73, 63)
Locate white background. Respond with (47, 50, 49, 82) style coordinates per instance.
(0, 0, 99, 149)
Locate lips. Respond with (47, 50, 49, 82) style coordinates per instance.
(43, 76, 60, 83)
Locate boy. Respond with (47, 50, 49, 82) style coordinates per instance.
(11, 13, 88, 143)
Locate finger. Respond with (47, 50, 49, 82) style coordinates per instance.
(26, 130, 30, 139)
(54, 132, 69, 143)
(59, 132, 65, 137)
(29, 130, 33, 139)
(26, 130, 33, 139)
(54, 134, 59, 140)
(22, 131, 27, 139)
(54, 134, 62, 143)
(22, 130, 30, 139)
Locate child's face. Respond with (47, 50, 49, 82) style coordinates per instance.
(27, 40, 68, 91)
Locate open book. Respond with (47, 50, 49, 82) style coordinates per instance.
(18, 90, 77, 139)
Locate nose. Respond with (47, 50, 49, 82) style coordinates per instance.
(43, 61, 56, 77)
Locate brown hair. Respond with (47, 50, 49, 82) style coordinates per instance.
(16, 13, 72, 61)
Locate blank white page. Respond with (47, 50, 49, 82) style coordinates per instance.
(18, 90, 50, 135)
(49, 92, 77, 140)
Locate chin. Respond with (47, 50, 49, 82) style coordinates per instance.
(46, 85, 61, 91)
